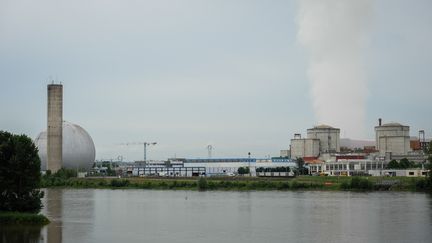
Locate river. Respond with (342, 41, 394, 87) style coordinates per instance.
(1, 189, 432, 243)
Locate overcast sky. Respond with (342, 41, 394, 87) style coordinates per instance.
(1, 0, 431, 161)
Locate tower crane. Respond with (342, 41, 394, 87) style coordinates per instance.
(121, 142, 157, 164)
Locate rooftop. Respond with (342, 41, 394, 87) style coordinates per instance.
(308, 124, 340, 130)
(376, 122, 409, 128)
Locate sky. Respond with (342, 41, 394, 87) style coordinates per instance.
(1, 0, 431, 161)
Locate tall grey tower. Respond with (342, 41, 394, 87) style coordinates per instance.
(47, 84, 63, 172)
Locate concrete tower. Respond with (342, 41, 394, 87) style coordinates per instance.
(47, 84, 63, 172)
(375, 121, 410, 156)
(307, 125, 340, 153)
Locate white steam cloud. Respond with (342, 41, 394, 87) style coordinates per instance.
(297, 0, 372, 139)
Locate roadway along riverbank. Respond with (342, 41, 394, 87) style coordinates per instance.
(40, 176, 432, 192)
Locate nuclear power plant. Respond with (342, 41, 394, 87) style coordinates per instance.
(35, 84, 96, 172)
(32, 85, 429, 178)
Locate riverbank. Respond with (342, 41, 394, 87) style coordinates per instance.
(0, 212, 50, 225)
(40, 175, 432, 192)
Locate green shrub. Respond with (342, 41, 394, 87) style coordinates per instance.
(159, 181, 168, 188)
(110, 179, 130, 187)
(277, 182, 290, 190)
(197, 177, 208, 190)
(207, 181, 217, 189)
(0, 212, 50, 225)
(350, 177, 373, 190)
(98, 180, 108, 187)
(340, 181, 350, 190)
(415, 179, 425, 190)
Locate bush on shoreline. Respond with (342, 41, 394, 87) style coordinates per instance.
(340, 177, 373, 190)
(38, 175, 432, 192)
(197, 177, 208, 190)
(0, 212, 49, 225)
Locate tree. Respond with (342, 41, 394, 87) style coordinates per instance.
(387, 158, 415, 169)
(399, 158, 413, 169)
(387, 160, 399, 169)
(426, 143, 432, 183)
(197, 177, 208, 190)
(237, 167, 250, 175)
(427, 142, 432, 167)
(424, 141, 432, 154)
(296, 158, 307, 175)
(0, 131, 44, 213)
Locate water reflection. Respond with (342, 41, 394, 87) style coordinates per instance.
(0, 191, 60, 243)
(41, 189, 95, 243)
(42, 189, 63, 243)
(0, 225, 43, 243)
(1, 190, 431, 243)
(0, 189, 64, 243)
(1, 188, 96, 243)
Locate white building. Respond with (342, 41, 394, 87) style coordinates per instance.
(308, 159, 386, 176)
(375, 122, 411, 156)
(369, 169, 428, 177)
(184, 158, 297, 176)
(290, 125, 340, 159)
(290, 138, 320, 158)
(307, 125, 340, 153)
(308, 159, 429, 177)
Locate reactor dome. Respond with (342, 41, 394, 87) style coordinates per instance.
(35, 121, 96, 170)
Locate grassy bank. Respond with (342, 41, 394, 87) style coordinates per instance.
(40, 175, 432, 192)
(0, 212, 50, 225)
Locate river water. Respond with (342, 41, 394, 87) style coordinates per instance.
(1, 189, 431, 243)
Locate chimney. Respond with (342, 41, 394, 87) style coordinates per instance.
(378, 118, 382, 126)
(47, 84, 63, 173)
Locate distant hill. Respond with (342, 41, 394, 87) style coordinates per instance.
(340, 138, 375, 148)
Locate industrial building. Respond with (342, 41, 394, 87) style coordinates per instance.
(368, 169, 428, 177)
(129, 166, 206, 177)
(308, 159, 386, 176)
(290, 135, 320, 158)
(375, 119, 411, 156)
(308, 159, 428, 177)
(307, 125, 340, 153)
(290, 124, 340, 159)
(36, 84, 96, 171)
(124, 157, 297, 177)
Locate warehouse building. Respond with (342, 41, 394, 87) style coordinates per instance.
(125, 157, 296, 177)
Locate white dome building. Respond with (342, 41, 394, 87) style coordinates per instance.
(35, 121, 96, 170)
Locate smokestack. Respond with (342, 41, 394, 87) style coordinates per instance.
(47, 84, 63, 173)
(379, 118, 382, 126)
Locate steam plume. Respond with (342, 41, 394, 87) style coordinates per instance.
(297, 0, 372, 139)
